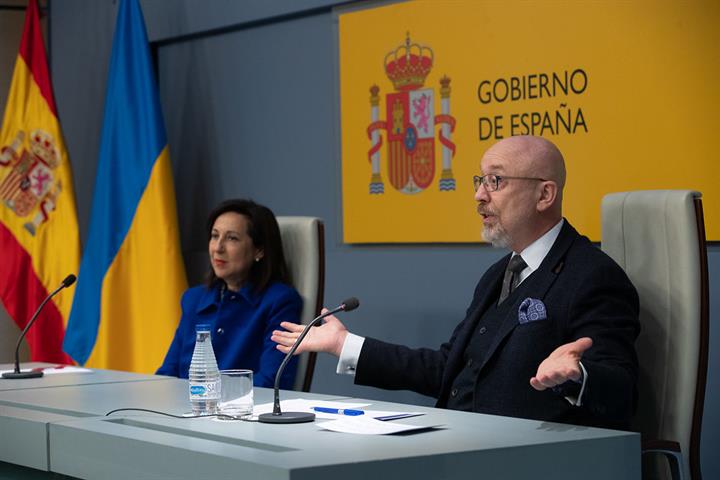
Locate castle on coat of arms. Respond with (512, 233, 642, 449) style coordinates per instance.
(366, 33, 457, 195)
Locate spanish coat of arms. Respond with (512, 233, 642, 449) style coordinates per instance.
(0, 129, 63, 235)
(366, 33, 457, 194)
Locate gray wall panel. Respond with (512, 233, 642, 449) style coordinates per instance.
(142, 0, 348, 43)
(48, 0, 116, 245)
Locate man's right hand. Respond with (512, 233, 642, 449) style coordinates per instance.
(271, 309, 348, 357)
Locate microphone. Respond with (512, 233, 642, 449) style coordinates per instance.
(258, 297, 360, 424)
(2, 274, 77, 379)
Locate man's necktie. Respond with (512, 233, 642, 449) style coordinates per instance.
(498, 255, 527, 304)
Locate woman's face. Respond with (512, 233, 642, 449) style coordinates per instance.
(208, 212, 263, 291)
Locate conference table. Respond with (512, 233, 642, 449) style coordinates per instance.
(0, 363, 640, 479)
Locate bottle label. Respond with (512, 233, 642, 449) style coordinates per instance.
(190, 385, 206, 395)
(189, 381, 220, 399)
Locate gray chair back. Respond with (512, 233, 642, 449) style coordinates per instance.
(276, 216, 325, 392)
(601, 190, 709, 480)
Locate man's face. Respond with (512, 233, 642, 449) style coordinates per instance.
(474, 147, 538, 250)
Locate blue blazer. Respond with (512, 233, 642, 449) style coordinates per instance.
(355, 221, 640, 429)
(157, 281, 302, 389)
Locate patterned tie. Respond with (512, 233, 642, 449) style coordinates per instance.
(498, 255, 527, 304)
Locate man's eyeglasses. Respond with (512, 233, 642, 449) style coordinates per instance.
(472, 174, 547, 192)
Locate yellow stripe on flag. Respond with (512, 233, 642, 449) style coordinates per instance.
(85, 148, 186, 373)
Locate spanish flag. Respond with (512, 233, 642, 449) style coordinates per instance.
(63, 0, 187, 373)
(0, 0, 78, 364)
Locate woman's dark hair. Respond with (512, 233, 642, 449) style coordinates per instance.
(205, 199, 291, 292)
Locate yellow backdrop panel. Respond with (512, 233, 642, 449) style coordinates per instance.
(339, 0, 719, 243)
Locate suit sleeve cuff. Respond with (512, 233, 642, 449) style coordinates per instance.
(336, 333, 365, 375)
(564, 361, 588, 406)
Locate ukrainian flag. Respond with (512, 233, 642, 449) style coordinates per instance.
(63, 0, 187, 372)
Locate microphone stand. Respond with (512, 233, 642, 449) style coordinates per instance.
(258, 298, 358, 424)
(2, 274, 76, 379)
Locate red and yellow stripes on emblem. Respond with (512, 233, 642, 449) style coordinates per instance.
(388, 139, 411, 191)
(0, 168, 24, 201)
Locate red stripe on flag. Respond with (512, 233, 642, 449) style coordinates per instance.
(0, 222, 72, 364)
(18, 0, 57, 116)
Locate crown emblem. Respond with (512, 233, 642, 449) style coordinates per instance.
(29, 129, 60, 168)
(365, 32, 457, 198)
(384, 33, 434, 91)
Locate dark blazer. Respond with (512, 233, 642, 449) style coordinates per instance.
(157, 282, 302, 388)
(355, 220, 640, 429)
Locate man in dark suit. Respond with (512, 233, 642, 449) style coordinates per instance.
(273, 135, 640, 429)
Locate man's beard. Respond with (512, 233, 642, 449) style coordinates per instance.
(482, 221, 511, 248)
(478, 204, 512, 248)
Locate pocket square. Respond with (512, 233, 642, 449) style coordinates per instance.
(518, 298, 547, 324)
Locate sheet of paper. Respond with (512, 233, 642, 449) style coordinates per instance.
(0, 366, 92, 376)
(363, 410, 425, 421)
(318, 416, 437, 435)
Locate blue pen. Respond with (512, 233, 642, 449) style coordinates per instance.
(312, 407, 365, 416)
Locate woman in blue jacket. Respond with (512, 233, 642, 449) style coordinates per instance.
(157, 199, 302, 388)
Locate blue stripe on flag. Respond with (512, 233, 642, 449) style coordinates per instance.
(63, 0, 167, 364)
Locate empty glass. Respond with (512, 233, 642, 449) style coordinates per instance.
(217, 369, 253, 420)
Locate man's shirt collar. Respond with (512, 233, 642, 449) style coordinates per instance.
(514, 218, 564, 282)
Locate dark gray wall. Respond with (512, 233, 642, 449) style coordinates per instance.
(2, 0, 713, 476)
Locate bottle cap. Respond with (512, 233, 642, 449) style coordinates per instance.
(195, 323, 211, 332)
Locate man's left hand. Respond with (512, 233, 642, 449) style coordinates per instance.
(530, 337, 593, 390)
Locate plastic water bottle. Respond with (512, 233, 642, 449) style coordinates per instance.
(188, 324, 220, 415)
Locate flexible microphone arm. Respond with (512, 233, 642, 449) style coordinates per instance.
(3, 274, 76, 380)
(258, 297, 359, 424)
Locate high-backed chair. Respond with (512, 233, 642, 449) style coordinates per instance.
(601, 190, 709, 480)
(276, 216, 325, 392)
